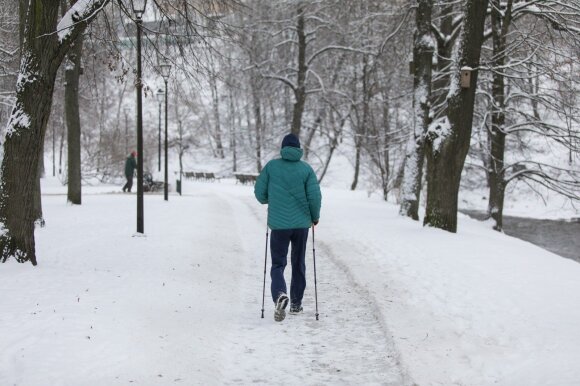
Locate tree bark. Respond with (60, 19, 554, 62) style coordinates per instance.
(290, 7, 307, 137)
(251, 73, 263, 172)
(33, 152, 44, 226)
(0, 0, 108, 265)
(209, 68, 224, 158)
(66, 35, 83, 205)
(380, 88, 391, 201)
(487, 0, 513, 231)
(400, 0, 433, 220)
(431, 3, 454, 117)
(424, 0, 490, 232)
(228, 87, 237, 172)
(351, 55, 369, 191)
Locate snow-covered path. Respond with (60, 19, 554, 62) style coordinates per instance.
(214, 189, 405, 384)
(1, 181, 405, 385)
(4, 178, 580, 386)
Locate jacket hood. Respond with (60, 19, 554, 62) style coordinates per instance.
(280, 146, 303, 162)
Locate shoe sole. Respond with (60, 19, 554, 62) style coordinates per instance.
(274, 295, 289, 322)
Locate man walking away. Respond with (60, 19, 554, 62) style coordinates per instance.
(122, 151, 137, 193)
(254, 133, 322, 322)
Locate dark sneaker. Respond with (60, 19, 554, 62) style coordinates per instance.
(289, 304, 303, 314)
(274, 294, 289, 322)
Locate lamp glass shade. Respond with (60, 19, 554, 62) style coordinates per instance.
(130, 0, 147, 18)
(158, 63, 172, 79)
(155, 88, 164, 103)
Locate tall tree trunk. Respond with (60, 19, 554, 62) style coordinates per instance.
(488, 0, 513, 231)
(431, 3, 454, 117)
(381, 89, 391, 201)
(350, 56, 367, 190)
(351, 142, 361, 191)
(424, 0, 490, 232)
(52, 122, 56, 176)
(209, 69, 224, 158)
(251, 74, 263, 172)
(400, 0, 433, 220)
(33, 151, 44, 226)
(351, 60, 365, 191)
(20, 0, 46, 226)
(302, 115, 320, 160)
(0, 0, 108, 265)
(66, 35, 83, 205)
(59, 119, 65, 174)
(229, 87, 237, 172)
(0, 9, 63, 265)
(177, 120, 184, 192)
(19, 0, 27, 53)
(290, 7, 307, 137)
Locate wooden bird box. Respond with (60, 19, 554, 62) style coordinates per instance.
(460, 67, 472, 88)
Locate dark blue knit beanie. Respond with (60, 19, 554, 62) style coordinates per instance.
(281, 133, 301, 149)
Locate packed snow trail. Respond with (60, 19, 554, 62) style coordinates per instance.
(0, 180, 406, 385)
(212, 187, 406, 384)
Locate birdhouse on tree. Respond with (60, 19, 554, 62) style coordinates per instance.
(460, 66, 472, 88)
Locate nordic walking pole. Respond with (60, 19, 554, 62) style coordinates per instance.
(312, 224, 319, 321)
(261, 220, 269, 319)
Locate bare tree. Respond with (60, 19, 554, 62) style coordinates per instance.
(478, 1, 580, 230)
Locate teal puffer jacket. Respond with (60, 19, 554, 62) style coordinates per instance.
(254, 146, 321, 230)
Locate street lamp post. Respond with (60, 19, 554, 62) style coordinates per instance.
(156, 88, 164, 172)
(158, 62, 171, 201)
(131, 0, 147, 234)
(123, 107, 129, 154)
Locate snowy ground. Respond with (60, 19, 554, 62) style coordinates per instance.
(2, 178, 580, 385)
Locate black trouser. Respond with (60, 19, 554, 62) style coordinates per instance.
(122, 175, 133, 192)
(270, 228, 309, 306)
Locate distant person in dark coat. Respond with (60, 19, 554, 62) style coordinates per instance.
(122, 151, 137, 193)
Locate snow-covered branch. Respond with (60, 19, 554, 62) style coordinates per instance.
(57, 0, 111, 44)
(307, 45, 374, 66)
(262, 73, 297, 91)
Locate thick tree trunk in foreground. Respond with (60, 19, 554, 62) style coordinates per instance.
(423, 0, 490, 232)
(400, 0, 433, 220)
(66, 36, 83, 205)
(0, 0, 108, 265)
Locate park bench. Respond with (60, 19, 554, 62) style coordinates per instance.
(234, 173, 258, 185)
(183, 171, 218, 182)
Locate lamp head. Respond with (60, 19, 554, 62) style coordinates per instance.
(130, 0, 147, 19)
(156, 88, 164, 103)
(158, 63, 172, 80)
